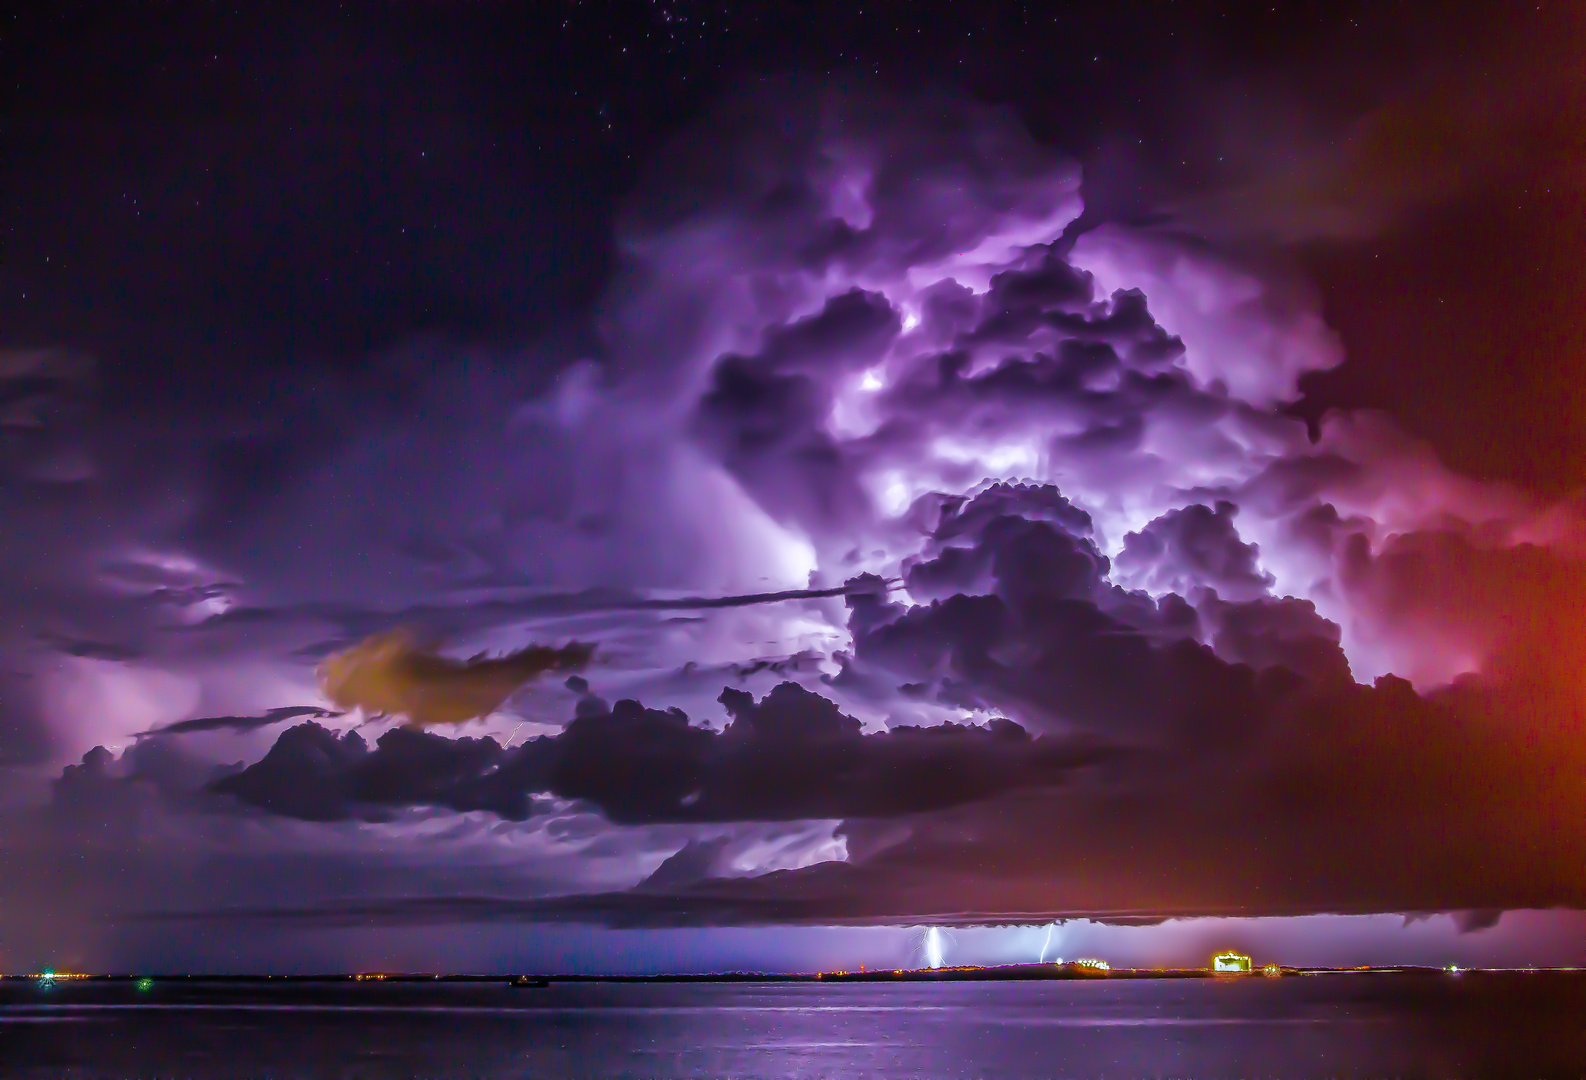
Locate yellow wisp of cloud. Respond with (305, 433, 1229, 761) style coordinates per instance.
(317, 630, 594, 728)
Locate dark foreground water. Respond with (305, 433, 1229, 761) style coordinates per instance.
(4, 973, 1586, 1079)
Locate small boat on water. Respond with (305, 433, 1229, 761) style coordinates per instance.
(509, 975, 550, 988)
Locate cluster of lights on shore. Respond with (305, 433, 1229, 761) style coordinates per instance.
(30, 971, 152, 990)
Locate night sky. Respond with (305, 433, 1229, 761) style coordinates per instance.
(4, 1, 1586, 974)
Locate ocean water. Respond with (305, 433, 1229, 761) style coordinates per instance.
(3, 973, 1585, 1078)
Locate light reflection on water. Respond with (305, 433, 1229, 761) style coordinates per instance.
(2, 975, 1584, 1079)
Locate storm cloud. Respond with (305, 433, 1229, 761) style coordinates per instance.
(9, 72, 1586, 955)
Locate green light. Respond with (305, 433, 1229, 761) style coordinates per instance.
(136, 977, 154, 992)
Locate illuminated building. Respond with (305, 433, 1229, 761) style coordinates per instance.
(1073, 958, 1109, 972)
(1212, 952, 1252, 973)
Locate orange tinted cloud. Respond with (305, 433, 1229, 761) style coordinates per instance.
(317, 631, 594, 727)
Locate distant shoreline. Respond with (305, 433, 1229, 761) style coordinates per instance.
(8, 964, 1576, 985)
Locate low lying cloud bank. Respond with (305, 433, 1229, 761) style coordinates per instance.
(209, 678, 1116, 826)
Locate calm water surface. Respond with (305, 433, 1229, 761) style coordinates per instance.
(4, 973, 1585, 1078)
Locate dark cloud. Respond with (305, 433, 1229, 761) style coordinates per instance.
(812, 672, 1586, 922)
(207, 680, 1115, 826)
(754, 288, 903, 376)
(867, 255, 1216, 462)
(141, 705, 345, 739)
(1197, 594, 1352, 687)
(372, 667, 1586, 927)
(853, 484, 1324, 744)
(50, 734, 239, 837)
(636, 837, 735, 893)
(193, 582, 886, 660)
(693, 352, 874, 533)
(1114, 501, 1274, 602)
(206, 723, 514, 823)
(1452, 909, 1505, 935)
(38, 636, 144, 662)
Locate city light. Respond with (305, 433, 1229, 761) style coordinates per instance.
(1212, 952, 1253, 974)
